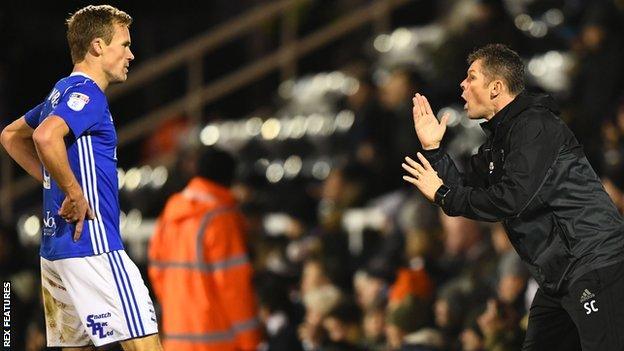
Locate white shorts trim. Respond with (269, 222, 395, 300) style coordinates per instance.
(41, 250, 158, 347)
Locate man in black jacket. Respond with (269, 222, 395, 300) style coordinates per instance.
(402, 43, 624, 350)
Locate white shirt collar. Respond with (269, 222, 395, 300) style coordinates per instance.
(70, 71, 94, 80)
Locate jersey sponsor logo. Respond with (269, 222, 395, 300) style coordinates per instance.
(42, 211, 57, 236)
(86, 312, 114, 339)
(48, 89, 61, 108)
(67, 92, 90, 111)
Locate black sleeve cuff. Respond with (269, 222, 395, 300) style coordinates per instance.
(421, 148, 445, 165)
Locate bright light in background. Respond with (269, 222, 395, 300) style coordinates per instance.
(335, 110, 355, 132)
(290, 115, 307, 139)
(327, 71, 345, 91)
(528, 59, 547, 77)
(220, 121, 236, 142)
(150, 166, 168, 189)
(544, 9, 564, 26)
(514, 14, 533, 31)
(526, 51, 572, 93)
(529, 20, 548, 38)
(200, 125, 220, 146)
(284, 155, 302, 179)
(373, 34, 392, 53)
(117, 168, 125, 190)
(278, 79, 295, 99)
(544, 51, 563, 67)
(342, 77, 360, 96)
(232, 120, 248, 140)
(24, 215, 40, 237)
(312, 160, 331, 180)
(139, 165, 152, 188)
(306, 114, 324, 136)
(311, 74, 327, 92)
(266, 162, 285, 183)
(124, 168, 141, 191)
(320, 114, 334, 136)
(278, 118, 293, 140)
(17, 214, 41, 246)
(261, 118, 281, 140)
(119, 211, 127, 229)
(263, 213, 294, 237)
(126, 209, 142, 232)
(391, 28, 412, 49)
(245, 117, 263, 137)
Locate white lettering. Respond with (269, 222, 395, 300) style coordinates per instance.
(591, 300, 598, 312)
(2, 281, 9, 346)
(584, 300, 599, 315)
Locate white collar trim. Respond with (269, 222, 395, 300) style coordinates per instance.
(70, 71, 94, 80)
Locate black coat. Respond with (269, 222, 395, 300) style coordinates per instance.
(425, 91, 624, 295)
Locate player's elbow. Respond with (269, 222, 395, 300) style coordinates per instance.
(32, 125, 56, 148)
(0, 126, 14, 151)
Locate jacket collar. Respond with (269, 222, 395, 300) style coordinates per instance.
(479, 90, 560, 139)
(480, 90, 527, 134)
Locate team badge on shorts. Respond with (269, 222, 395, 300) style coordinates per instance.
(67, 92, 90, 111)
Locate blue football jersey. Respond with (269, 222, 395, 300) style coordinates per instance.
(25, 72, 124, 260)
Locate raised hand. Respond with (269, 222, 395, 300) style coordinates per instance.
(412, 93, 449, 150)
(402, 152, 443, 202)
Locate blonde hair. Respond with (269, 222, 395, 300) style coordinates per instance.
(66, 5, 132, 64)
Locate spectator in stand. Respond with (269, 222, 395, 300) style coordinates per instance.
(385, 295, 431, 351)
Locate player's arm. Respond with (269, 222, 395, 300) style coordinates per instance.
(1, 117, 43, 182)
(32, 116, 93, 239)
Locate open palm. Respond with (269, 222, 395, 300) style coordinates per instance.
(412, 93, 449, 150)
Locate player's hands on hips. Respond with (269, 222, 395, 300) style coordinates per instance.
(59, 192, 95, 241)
(402, 152, 443, 202)
(412, 93, 449, 150)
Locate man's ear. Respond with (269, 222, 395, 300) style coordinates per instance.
(89, 38, 104, 56)
(490, 80, 503, 99)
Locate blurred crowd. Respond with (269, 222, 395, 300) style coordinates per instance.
(2, 0, 624, 350)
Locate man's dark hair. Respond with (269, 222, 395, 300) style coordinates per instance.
(196, 147, 237, 186)
(467, 44, 525, 95)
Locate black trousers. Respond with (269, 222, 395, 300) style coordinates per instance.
(523, 260, 624, 351)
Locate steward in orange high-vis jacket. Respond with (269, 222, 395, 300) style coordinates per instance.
(148, 148, 261, 351)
